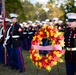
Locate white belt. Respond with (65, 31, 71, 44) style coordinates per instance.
(28, 32, 33, 34)
(23, 32, 27, 34)
(66, 47, 76, 51)
(12, 35, 20, 38)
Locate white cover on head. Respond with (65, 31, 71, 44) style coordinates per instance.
(22, 22, 27, 25)
(45, 19, 50, 22)
(6, 18, 11, 22)
(0, 19, 3, 22)
(35, 20, 40, 23)
(52, 17, 58, 21)
(10, 13, 18, 18)
(58, 20, 63, 23)
(66, 13, 76, 19)
(27, 20, 32, 24)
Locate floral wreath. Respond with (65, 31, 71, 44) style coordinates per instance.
(30, 25, 65, 72)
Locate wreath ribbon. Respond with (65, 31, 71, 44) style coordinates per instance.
(31, 45, 62, 50)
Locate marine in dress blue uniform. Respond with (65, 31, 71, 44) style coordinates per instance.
(28, 21, 35, 50)
(22, 22, 29, 50)
(3, 18, 13, 66)
(0, 19, 5, 64)
(64, 13, 76, 75)
(10, 13, 25, 72)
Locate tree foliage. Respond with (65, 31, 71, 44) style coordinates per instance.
(5, 0, 26, 22)
(3, 0, 76, 22)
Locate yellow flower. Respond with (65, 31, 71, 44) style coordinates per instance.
(39, 62, 42, 68)
(45, 59, 48, 63)
(53, 51, 61, 57)
(33, 36, 37, 41)
(50, 31, 54, 36)
(45, 65, 51, 72)
(51, 40, 56, 45)
(52, 61, 57, 65)
(48, 56, 52, 60)
(44, 29, 47, 32)
(58, 58, 63, 63)
(37, 35, 42, 40)
(30, 54, 32, 59)
(54, 33, 59, 38)
(59, 40, 65, 46)
(35, 62, 38, 67)
(40, 41, 42, 44)
(39, 31, 43, 35)
(46, 32, 49, 38)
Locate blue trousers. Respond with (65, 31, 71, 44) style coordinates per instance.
(0, 44, 4, 64)
(6, 46, 13, 66)
(12, 46, 25, 71)
(65, 61, 76, 75)
(28, 36, 32, 50)
(22, 38, 29, 50)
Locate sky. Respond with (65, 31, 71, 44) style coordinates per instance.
(29, 0, 50, 12)
(29, 0, 49, 5)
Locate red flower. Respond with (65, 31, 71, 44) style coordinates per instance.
(49, 61, 53, 66)
(57, 36, 64, 40)
(53, 28, 58, 32)
(52, 54, 58, 61)
(42, 61, 47, 68)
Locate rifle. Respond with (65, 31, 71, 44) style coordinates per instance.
(1, 0, 7, 65)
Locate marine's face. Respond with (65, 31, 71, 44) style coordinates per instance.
(68, 21, 76, 28)
(11, 18, 17, 23)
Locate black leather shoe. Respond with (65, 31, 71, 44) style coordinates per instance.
(19, 68, 25, 73)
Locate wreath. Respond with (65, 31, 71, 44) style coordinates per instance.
(30, 25, 65, 72)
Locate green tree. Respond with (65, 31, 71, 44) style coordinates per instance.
(65, 0, 76, 13)
(35, 2, 48, 21)
(22, 0, 38, 22)
(5, 0, 26, 22)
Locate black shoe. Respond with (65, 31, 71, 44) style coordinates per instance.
(19, 68, 25, 73)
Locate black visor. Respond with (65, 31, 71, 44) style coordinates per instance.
(68, 19, 76, 22)
(10, 17, 17, 19)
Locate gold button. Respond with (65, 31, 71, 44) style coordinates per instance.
(68, 42, 70, 43)
(16, 39, 18, 40)
(68, 39, 70, 41)
(69, 36, 71, 38)
(70, 31, 72, 33)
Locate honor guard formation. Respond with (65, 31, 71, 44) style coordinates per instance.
(1, 12, 76, 75)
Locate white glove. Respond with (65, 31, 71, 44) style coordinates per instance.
(3, 42, 6, 47)
(0, 35, 3, 39)
(6, 36, 10, 40)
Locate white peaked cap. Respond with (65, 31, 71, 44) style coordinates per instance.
(52, 17, 58, 21)
(42, 21, 45, 24)
(0, 19, 3, 22)
(22, 22, 27, 25)
(27, 20, 32, 24)
(10, 13, 18, 18)
(66, 13, 76, 19)
(0, 15, 2, 18)
(19, 23, 23, 27)
(6, 18, 11, 22)
(58, 20, 63, 23)
(45, 19, 50, 22)
(35, 20, 40, 23)
(32, 23, 35, 27)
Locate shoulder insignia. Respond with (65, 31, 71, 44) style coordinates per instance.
(18, 28, 22, 32)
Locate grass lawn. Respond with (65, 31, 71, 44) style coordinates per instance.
(0, 50, 66, 75)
